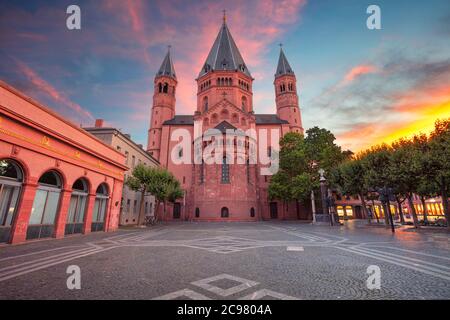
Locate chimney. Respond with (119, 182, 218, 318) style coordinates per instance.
(95, 119, 104, 128)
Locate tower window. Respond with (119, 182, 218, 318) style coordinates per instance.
(221, 156, 230, 183)
(242, 96, 247, 112)
(158, 83, 163, 93)
(163, 83, 168, 93)
(203, 96, 208, 112)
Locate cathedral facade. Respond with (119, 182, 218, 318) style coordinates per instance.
(147, 18, 309, 221)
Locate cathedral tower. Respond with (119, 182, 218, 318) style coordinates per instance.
(196, 13, 253, 115)
(147, 48, 177, 160)
(274, 47, 303, 134)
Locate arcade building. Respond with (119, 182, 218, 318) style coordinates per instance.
(0, 81, 127, 244)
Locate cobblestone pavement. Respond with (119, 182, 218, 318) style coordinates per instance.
(0, 221, 449, 300)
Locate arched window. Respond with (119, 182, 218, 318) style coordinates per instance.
(211, 113, 219, 123)
(195, 207, 200, 218)
(241, 96, 247, 112)
(0, 159, 23, 243)
(203, 117, 209, 126)
(66, 178, 88, 235)
(221, 156, 230, 183)
(241, 118, 247, 126)
(27, 170, 62, 240)
(221, 207, 229, 218)
(231, 113, 238, 123)
(158, 83, 163, 93)
(221, 109, 229, 119)
(163, 83, 168, 93)
(250, 207, 255, 217)
(203, 96, 208, 112)
(92, 184, 109, 232)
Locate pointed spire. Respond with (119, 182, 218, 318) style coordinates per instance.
(157, 46, 176, 79)
(198, 13, 251, 78)
(275, 45, 294, 78)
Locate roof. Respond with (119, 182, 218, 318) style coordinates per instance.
(156, 49, 176, 79)
(214, 121, 237, 133)
(198, 20, 251, 78)
(275, 47, 294, 78)
(162, 114, 289, 125)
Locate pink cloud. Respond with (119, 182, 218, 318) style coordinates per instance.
(15, 59, 94, 121)
(343, 64, 378, 84)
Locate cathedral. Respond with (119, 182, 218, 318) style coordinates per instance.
(147, 16, 309, 221)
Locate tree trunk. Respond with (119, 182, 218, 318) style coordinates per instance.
(420, 196, 428, 224)
(383, 202, 390, 226)
(407, 194, 420, 228)
(154, 199, 161, 222)
(137, 187, 147, 226)
(371, 199, 379, 223)
(163, 201, 167, 221)
(396, 197, 405, 224)
(440, 176, 450, 230)
(359, 193, 369, 222)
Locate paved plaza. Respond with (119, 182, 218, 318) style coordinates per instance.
(0, 221, 449, 300)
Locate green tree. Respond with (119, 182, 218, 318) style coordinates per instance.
(126, 165, 183, 225)
(330, 158, 370, 221)
(428, 118, 450, 228)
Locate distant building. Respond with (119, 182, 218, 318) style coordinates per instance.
(0, 81, 127, 244)
(85, 120, 159, 225)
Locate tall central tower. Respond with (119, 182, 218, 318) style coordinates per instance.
(196, 14, 254, 115)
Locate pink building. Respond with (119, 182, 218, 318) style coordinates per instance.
(147, 18, 308, 221)
(0, 81, 127, 244)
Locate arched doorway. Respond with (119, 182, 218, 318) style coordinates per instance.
(65, 178, 88, 235)
(91, 183, 108, 232)
(221, 207, 229, 218)
(250, 207, 255, 218)
(27, 170, 62, 240)
(0, 159, 23, 243)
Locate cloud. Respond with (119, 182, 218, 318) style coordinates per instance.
(14, 59, 94, 122)
(343, 64, 378, 84)
(309, 49, 450, 152)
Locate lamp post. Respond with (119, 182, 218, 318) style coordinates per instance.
(319, 168, 334, 226)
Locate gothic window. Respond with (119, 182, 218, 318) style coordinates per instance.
(241, 96, 247, 112)
(221, 156, 229, 183)
(163, 83, 168, 93)
(231, 113, 238, 123)
(229, 78, 232, 86)
(158, 83, 163, 93)
(203, 96, 208, 112)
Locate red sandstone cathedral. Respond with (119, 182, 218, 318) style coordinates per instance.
(147, 17, 309, 221)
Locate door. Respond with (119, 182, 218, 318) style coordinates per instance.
(270, 202, 278, 219)
(173, 202, 181, 219)
(0, 184, 21, 242)
(221, 207, 229, 218)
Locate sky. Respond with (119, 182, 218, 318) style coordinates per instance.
(0, 0, 449, 152)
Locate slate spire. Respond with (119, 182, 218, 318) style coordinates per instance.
(198, 15, 251, 78)
(157, 46, 176, 79)
(275, 46, 294, 78)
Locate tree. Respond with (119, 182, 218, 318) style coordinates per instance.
(125, 164, 154, 226)
(330, 158, 370, 222)
(360, 144, 394, 225)
(389, 139, 421, 228)
(428, 118, 450, 228)
(126, 165, 183, 225)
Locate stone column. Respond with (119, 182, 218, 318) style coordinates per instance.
(54, 189, 72, 238)
(9, 182, 38, 244)
(83, 193, 96, 234)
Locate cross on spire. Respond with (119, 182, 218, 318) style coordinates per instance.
(223, 10, 226, 23)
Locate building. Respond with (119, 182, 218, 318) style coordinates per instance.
(0, 81, 127, 244)
(147, 16, 307, 221)
(84, 120, 159, 225)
